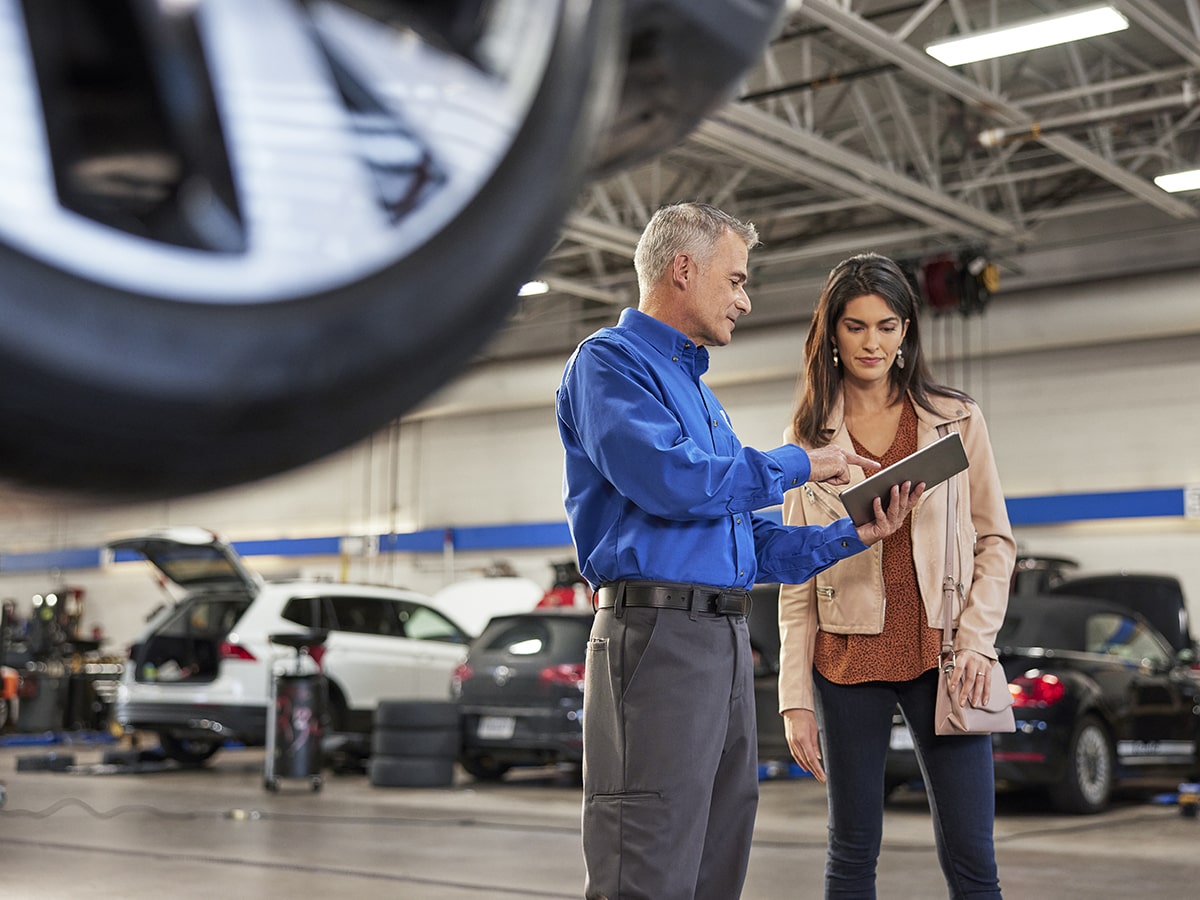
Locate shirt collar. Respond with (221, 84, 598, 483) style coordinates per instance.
(617, 307, 709, 377)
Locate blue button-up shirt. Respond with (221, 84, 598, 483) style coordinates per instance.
(556, 308, 866, 590)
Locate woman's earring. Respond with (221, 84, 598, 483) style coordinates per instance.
(832, 346, 840, 367)
(896, 347, 905, 369)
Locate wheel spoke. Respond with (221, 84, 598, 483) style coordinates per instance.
(0, 0, 64, 250)
(0, 0, 560, 304)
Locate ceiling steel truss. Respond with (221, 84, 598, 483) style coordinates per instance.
(497, 0, 1200, 361)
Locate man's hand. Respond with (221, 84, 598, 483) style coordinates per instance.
(806, 445, 881, 485)
(855, 481, 924, 544)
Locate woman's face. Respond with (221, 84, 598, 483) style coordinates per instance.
(833, 293, 909, 388)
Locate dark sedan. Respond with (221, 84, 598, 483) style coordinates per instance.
(452, 609, 591, 780)
(452, 596, 794, 781)
(887, 592, 1200, 813)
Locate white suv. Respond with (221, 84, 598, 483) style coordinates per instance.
(111, 527, 469, 765)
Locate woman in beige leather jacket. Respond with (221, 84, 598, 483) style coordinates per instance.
(778, 253, 1016, 899)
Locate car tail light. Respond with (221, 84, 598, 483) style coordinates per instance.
(219, 640, 257, 662)
(539, 663, 585, 690)
(306, 644, 326, 671)
(993, 750, 1047, 763)
(1009, 673, 1065, 708)
(451, 663, 473, 699)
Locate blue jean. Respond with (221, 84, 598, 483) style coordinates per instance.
(813, 668, 1002, 899)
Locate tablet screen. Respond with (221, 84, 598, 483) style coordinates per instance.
(839, 431, 968, 525)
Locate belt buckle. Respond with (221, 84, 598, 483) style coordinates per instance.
(715, 591, 746, 616)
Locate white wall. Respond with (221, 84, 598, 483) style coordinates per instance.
(2, 266, 1200, 649)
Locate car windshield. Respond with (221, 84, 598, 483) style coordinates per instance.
(476, 616, 590, 657)
(483, 619, 553, 655)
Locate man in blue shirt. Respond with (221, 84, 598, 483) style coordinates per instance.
(556, 202, 920, 900)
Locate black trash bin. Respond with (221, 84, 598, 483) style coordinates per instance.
(263, 631, 328, 792)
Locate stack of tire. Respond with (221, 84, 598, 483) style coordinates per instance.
(368, 700, 461, 788)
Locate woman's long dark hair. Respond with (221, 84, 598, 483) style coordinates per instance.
(793, 252, 970, 447)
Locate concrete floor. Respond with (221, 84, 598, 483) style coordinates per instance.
(1, 740, 1198, 899)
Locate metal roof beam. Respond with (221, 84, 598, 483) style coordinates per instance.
(713, 103, 1022, 236)
(798, 0, 1197, 219)
(1112, 0, 1200, 68)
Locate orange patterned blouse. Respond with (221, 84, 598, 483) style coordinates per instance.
(813, 396, 944, 685)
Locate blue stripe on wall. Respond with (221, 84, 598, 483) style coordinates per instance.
(0, 547, 103, 573)
(1006, 488, 1186, 525)
(0, 488, 1190, 573)
(231, 536, 343, 557)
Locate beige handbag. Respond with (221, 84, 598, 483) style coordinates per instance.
(933, 429, 1015, 736)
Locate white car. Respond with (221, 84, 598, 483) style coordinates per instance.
(111, 527, 469, 765)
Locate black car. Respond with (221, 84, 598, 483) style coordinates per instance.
(453, 609, 591, 780)
(887, 592, 1200, 813)
(1050, 572, 1200, 668)
(453, 595, 794, 781)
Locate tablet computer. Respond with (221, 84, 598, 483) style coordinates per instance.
(839, 431, 968, 526)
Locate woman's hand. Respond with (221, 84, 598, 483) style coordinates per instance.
(782, 708, 826, 783)
(950, 648, 997, 708)
(855, 480, 924, 545)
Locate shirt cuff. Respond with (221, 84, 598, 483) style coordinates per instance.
(768, 444, 812, 490)
(829, 516, 869, 556)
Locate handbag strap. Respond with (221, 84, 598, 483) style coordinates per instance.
(939, 423, 959, 672)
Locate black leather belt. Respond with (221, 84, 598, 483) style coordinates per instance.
(595, 581, 752, 617)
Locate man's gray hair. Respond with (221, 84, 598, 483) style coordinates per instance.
(633, 202, 759, 297)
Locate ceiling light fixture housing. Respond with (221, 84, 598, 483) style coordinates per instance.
(1154, 169, 1200, 193)
(925, 3, 1129, 67)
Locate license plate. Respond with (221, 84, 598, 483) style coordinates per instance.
(889, 724, 914, 751)
(477, 715, 516, 740)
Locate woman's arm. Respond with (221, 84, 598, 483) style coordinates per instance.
(955, 405, 1017, 658)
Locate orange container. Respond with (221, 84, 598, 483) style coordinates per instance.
(0, 666, 18, 701)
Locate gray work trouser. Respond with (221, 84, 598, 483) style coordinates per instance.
(581, 605, 758, 900)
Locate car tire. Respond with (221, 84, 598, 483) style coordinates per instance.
(369, 700, 461, 788)
(368, 755, 456, 789)
(0, 1, 623, 498)
(374, 700, 461, 730)
(158, 732, 223, 767)
(371, 725, 460, 759)
(460, 753, 512, 782)
(1049, 714, 1114, 815)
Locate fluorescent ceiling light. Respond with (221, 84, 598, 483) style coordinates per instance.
(518, 280, 549, 296)
(925, 4, 1128, 66)
(1154, 169, 1200, 193)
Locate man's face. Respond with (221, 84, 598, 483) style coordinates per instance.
(679, 229, 751, 347)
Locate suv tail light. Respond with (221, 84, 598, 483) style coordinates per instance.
(1009, 673, 1065, 708)
(219, 640, 257, 662)
(304, 644, 327, 671)
(451, 662, 473, 699)
(539, 663, 585, 690)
